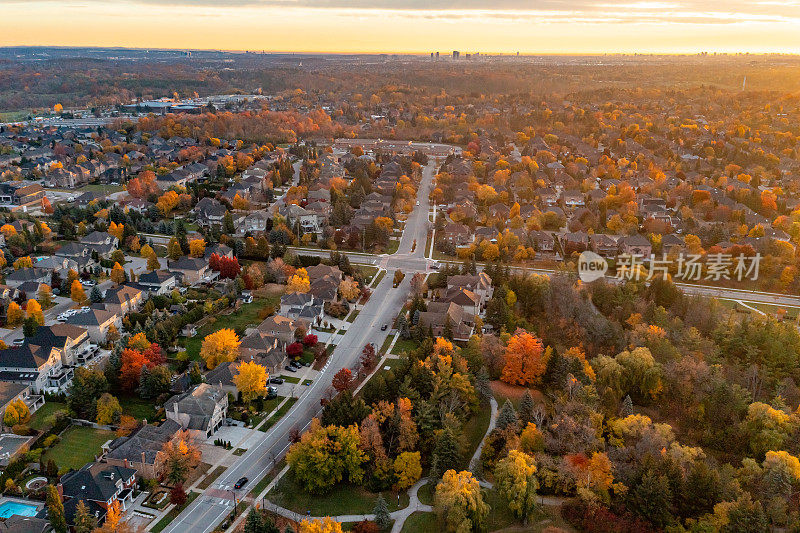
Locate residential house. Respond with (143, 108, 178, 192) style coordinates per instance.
(0, 341, 71, 393)
(619, 235, 653, 257)
(102, 285, 143, 317)
(27, 324, 90, 367)
(136, 270, 177, 296)
(65, 309, 120, 344)
(416, 302, 474, 341)
(164, 383, 229, 439)
(60, 463, 137, 527)
(4, 268, 50, 290)
(193, 198, 227, 228)
(168, 257, 212, 285)
(105, 419, 182, 479)
(255, 315, 306, 345)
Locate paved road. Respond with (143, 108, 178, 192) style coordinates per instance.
(161, 160, 437, 533)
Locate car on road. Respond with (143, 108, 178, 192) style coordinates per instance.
(270, 377, 284, 384)
(416, 201, 420, 206)
(234, 477, 248, 489)
(430, 262, 440, 270)
(381, 324, 388, 331)
(11, 338, 24, 346)
(284, 365, 297, 372)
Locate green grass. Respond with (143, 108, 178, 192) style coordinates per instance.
(358, 265, 379, 280)
(417, 483, 434, 506)
(179, 296, 281, 360)
(119, 395, 158, 421)
(391, 338, 418, 355)
(301, 379, 313, 386)
(233, 448, 247, 456)
(379, 334, 395, 355)
(346, 309, 360, 323)
(259, 398, 298, 432)
(198, 466, 225, 490)
(249, 397, 284, 427)
(386, 240, 400, 255)
(371, 270, 387, 288)
(268, 474, 409, 516)
(460, 403, 492, 469)
(248, 459, 286, 498)
(29, 402, 67, 431)
(43, 426, 116, 471)
(79, 183, 125, 193)
(401, 512, 437, 533)
(150, 491, 200, 533)
(279, 375, 300, 384)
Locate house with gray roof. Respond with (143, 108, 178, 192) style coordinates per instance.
(164, 383, 228, 439)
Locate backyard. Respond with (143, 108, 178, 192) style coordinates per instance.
(29, 401, 68, 431)
(43, 426, 116, 471)
(180, 294, 282, 360)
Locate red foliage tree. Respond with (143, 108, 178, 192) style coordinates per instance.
(119, 348, 148, 391)
(287, 342, 303, 358)
(302, 334, 318, 346)
(332, 368, 353, 392)
(360, 343, 377, 371)
(169, 484, 187, 506)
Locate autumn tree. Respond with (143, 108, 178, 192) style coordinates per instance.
(167, 238, 183, 260)
(158, 190, 180, 216)
(434, 470, 488, 533)
(6, 302, 23, 327)
(394, 451, 422, 490)
(162, 431, 201, 485)
(298, 517, 344, 533)
(339, 278, 360, 301)
(111, 262, 126, 284)
(26, 299, 44, 325)
(96, 393, 122, 425)
(12, 256, 32, 270)
(501, 330, 548, 386)
(70, 279, 87, 304)
(233, 361, 268, 402)
(495, 449, 537, 521)
(332, 368, 353, 392)
(119, 348, 149, 391)
(287, 268, 311, 293)
(46, 484, 67, 533)
(73, 500, 97, 533)
(37, 284, 53, 308)
(200, 328, 241, 369)
(287, 418, 365, 494)
(3, 398, 30, 426)
(189, 238, 206, 258)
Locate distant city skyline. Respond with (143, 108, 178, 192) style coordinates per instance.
(3, 0, 800, 54)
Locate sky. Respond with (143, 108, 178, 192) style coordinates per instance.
(2, 0, 800, 54)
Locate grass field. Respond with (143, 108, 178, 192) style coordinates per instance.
(119, 395, 158, 421)
(417, 482, 434, 506)
(268, 474, 409, 516)
(371, 270, 387, 288)
(401, 512, 437, 533)
(180, 295, 281, 360)
(258, 398, 298, 432)
(29, 402, 68, 431)
(43, 426, 116, 471)
(460, 403, 491, 470)
(346, 309, 360, 323)
(391, 338, 418, 355)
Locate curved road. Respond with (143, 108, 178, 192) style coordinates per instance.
(161, 160, 437, 533)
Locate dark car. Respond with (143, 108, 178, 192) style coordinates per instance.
(290, 361, 302, 369)
(270, 377, 284, 384)
(381, 324, 388, 331)
(234, 477, 248, 489)
(284, 365, 297, 372)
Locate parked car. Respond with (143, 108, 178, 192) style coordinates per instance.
(284, 365, 297, 373)
(11, 338, 24, 346)
(269, 377, 284, 384)
(234, 477, 248, 489)
(81, 280, 96, 287)
(290, 361, 301, 369)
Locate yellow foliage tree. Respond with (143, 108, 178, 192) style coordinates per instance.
(157, 190, 180, 216)
(26, 299, 44, 326)
(111, 262, 126, 284)
(287, 268, 311, 293)
(0, 224, 16, 238)
(200, 328, 241, 369)
(12, 256, 32, 270)
(434, 470, 489, 533)
(338, 279, 360, 301)
(6, 302, 23, 327)
(189, 239, 206, 258)
(494, 449, 537, 520)
(393, 451, 422, 490)
(299, 517, 344, 533)
(233, 361, 268, 402)
(70, 279, 87, 304)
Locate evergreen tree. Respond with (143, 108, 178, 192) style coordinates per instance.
(475, 366, 492, 402)
(621, 395, 634, 417)
(243, 509, 264, 533)
(90, 285, 103, 303)
(518, 390, 535, 425)
(224, 211, 236, 234)
(497, 399, 518, 431)
(23, 316, 39, 337)
(46, 484, 67, 533)
(373, 495, 391, 531)
(432, 427, 461, 476)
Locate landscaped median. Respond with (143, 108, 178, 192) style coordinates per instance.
(150, 491, 200, 533)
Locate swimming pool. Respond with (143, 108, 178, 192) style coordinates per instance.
(0, 500, 39, 518)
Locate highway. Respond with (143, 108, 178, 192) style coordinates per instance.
(161, 160, 437, 533)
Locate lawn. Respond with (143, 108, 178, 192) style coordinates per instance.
(119, 395, 158, 421)
(248, 459, 286, 498)
(279, 375, 300, 384)
(346, 309, 360, 323)
(391, 338, 418, 355)
(379, 334, 395, 355)
(29, 402, 68, 431)
(268, 474, 409, 516)
(401, 512, 437, 533)
(460, 402, 492, 469)
(259, 398, 298, 432)
(198, 466, 225, 490)
(386, 240, 400, 255)
(43, 426, 116, 471)
(371, 270, 387, 288)
(180, 296, 281, 360)
(150, 491, 200, 533)
(358, 265, 379, 280)
(417, 482, 434, 506)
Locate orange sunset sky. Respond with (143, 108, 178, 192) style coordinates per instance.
(2, 0, 800, 54)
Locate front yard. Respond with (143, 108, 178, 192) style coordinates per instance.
(43, 426, 116, 472)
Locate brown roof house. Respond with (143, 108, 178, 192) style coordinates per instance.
(416, 302, 474, 342)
